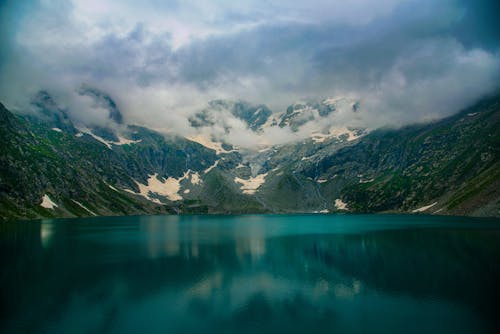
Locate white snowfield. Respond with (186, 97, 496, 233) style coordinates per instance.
(125, 170, 203, 204)
(234, 173, 268, 194)
(51, 127, 62, 132)
(40, 194, 58, 209)
(125, 173, 182, 203)
(412, 202, 438, 213)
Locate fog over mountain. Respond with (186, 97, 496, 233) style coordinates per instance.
(1, 0, 499, 146)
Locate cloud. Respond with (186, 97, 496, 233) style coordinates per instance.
(0, 0, 499, 147)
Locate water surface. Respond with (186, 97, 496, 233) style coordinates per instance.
(1, 214, 499, 333)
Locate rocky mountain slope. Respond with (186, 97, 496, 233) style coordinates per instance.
(1, 93, 499, 221)
(189, 100, 273, 132)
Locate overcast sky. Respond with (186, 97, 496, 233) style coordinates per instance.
(1, 0, 499, 144)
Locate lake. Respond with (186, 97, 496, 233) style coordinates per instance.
(1, 214, 499, 333)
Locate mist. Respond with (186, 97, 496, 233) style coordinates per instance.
(1, 0, 499, 147)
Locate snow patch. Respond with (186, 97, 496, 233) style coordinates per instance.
(234, 173, 268, 194)
(412, 202, 438, 213)
(310, 127, 363, 143)
(114, 136, 142, 145)
(186, 135, 236, 155)
(127, 170, 203, 204)
(71, 200, 97, 216)
(331, 127, 362, 141)
(317, 179, 328, 183)
(51, 127, 62, 132)
(334, 199, 348, 210)
(141, 173, 187, 202)
(107, 184, 118, 192)
(190, 172, 202, 185)
(104, 181, 119, 192)
(311, 135, 327, 143)
(40, 194, 58, 209)
(204, 160, 219, 174)
(323, 97, 351, 106)
(77, 128, 141, 149)
(80, 129, 113, 149)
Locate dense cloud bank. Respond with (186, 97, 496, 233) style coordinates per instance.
(1, 0, 499, 146)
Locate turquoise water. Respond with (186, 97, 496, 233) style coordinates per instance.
(1, 214, 499, 333)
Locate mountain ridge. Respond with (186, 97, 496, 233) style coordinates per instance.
(0, 94, 499, 221)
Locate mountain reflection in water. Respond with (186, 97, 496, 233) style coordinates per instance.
(1, 214, 499, 334)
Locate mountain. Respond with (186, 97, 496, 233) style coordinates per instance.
(277, 97, 359, 131)
(279, 96, 500, 215)
(0, 93, 264, 220)
(189, 100, 273, 132)
(77, 85, 124, 124)
(1, 93, 499, 221)
(30, 91, 76, 133)
(188, 97, 366, 146)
